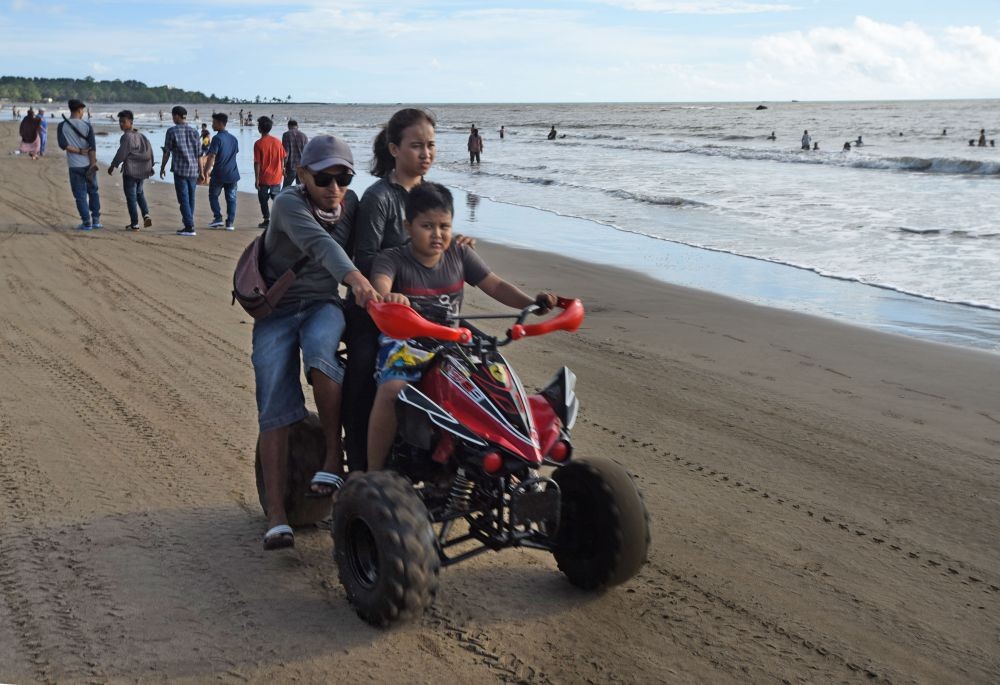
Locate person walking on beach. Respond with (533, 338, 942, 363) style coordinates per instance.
(202, 112, 240, 231)
(547, 125, 557, 140)
(467, 126, 484, 165)
(57, 99, 102, 230)
(801, 130, 811, 150)
(37, 108, 47, 156)
(253, 116, 286, 228)
(159, 105, 202, 236)
(252, 135, 380, 549)
(978, 129, 987, 147)
(18, 107, 41, 160)
(281, 119, 308, 188)
(107, 110, 155, 231)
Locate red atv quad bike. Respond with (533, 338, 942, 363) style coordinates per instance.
(330, 297, 651, 626)
(254, 298, 650, 627)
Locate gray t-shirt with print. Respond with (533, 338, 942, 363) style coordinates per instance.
(372, 243, 491, 325)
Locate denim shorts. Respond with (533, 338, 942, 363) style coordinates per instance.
(251, 300, 346, 431)
(374, 335, 436, 386)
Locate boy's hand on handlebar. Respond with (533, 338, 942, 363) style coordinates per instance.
(384, 293, 411, 307)
(533, 292, 557, 314)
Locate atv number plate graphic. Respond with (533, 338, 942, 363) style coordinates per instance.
(510, 488, 561, 527)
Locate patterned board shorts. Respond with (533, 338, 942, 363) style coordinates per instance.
(374, 335, 436, 385)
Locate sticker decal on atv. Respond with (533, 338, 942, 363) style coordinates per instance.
(488, 363, 509, 386)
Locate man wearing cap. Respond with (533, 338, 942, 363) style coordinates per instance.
(159, 105, 202, 236)
(253, 135, 378, 551)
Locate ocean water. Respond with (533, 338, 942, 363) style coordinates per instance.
(87, 100, 1000, 348)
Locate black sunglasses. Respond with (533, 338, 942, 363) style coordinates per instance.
(312, 170, 354, 187)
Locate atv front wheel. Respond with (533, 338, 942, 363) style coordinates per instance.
(254, 412, 332, 527)
(332, 471, 440, 627)
(551, 457, 650, 590)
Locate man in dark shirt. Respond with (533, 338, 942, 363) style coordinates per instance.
(202, 112, 240, 230)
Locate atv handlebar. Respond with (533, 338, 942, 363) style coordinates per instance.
(366, 297, 584, 346)
(367, 301, 473, 343)
(509, 297, 584, 342)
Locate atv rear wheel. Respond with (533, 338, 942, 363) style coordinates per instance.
(254, 412, 332, 527)
(332, 471, 440, 627)
(551, 457, 650, 590)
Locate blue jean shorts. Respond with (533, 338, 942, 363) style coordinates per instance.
(251, 300, 346, 431)
(374, 335, 436, 386)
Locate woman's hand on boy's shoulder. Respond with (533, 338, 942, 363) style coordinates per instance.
(454, 234, 476, 249)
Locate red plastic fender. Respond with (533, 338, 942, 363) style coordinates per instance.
(529, 395, 563, 456)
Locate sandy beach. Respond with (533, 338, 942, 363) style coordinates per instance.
(1, 119, 999, 683)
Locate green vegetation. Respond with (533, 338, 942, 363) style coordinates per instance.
(0, 75, 235, 104)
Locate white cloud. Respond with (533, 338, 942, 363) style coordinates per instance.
(90, 62, 111, 75)
(598, 0, 797, 13)
(748, 16, 1000, 99)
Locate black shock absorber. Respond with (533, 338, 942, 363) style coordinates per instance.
(448, 468, 475, 511)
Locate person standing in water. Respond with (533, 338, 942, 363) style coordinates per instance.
(467, 126, 484, 165)
(547, 125, 557, 140)
(801, 130, 811, 150)
(978, 129, 987, 147)
(499, 125, 505, 139)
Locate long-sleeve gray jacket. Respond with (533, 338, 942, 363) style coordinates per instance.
(110, 129, 154, 179)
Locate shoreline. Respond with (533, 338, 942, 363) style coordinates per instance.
(84, 119, 1000, 354)
(2, 121, 1000, 681)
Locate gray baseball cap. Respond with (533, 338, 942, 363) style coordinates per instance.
(300, 135, 354, 173)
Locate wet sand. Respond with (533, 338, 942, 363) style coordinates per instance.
(1, 121, 999, 683)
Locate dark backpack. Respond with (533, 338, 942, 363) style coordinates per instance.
(232, 228, 308, 319)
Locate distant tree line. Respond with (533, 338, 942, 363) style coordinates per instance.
(0, 75, 240, 104)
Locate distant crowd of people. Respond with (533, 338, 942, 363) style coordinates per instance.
(758, 127, 995, 152)
(35, 100, 311, 232)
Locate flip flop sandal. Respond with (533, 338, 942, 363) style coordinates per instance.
(306, 471, 344, 499)
(263, 524, 294, 550)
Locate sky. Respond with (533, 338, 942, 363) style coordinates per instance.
(1, 0, 998, 102)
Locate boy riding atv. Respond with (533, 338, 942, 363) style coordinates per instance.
(365, 182, 556, 472)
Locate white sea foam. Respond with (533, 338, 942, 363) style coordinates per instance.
(91, 100, 1000, 318)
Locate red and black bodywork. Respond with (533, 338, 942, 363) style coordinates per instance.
(367, 298, 584, 566)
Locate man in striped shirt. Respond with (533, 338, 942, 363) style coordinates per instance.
(281, 119, 308, 189)
(160, 105, 202, 236)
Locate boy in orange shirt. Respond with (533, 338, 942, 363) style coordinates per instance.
(253, 116, 286, 228)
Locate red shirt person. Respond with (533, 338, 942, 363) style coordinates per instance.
(253, 116, 287, 228)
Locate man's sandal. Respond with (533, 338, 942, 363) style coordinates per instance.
(263, 524, 294, 551)
(306, 471, 344, 499)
